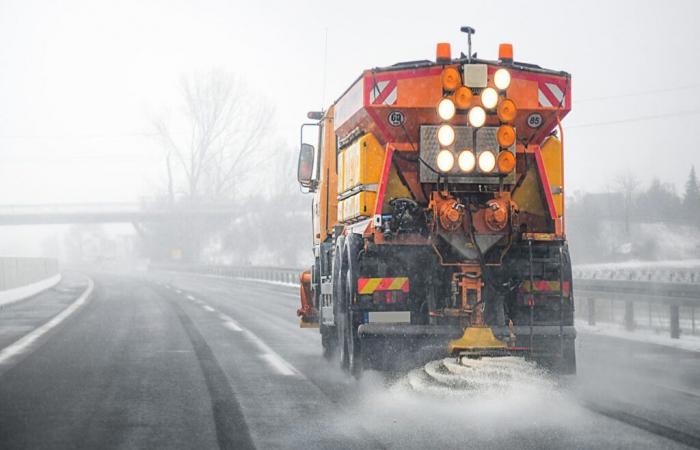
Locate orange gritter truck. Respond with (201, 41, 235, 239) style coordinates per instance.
(296, 27, 575, 376)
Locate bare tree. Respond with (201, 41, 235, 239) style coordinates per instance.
(147, 70, 273, 263)
(154, 70, 272, 203)
(615, 170, 638, 235)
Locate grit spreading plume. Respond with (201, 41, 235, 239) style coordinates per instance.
(321, 357, 672, 450)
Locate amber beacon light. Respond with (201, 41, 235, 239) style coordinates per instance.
(498, 43, 513, 63)
(436, 43, 452, 63)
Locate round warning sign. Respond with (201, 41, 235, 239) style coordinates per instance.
(527, 113, 544, 129)
(387, 110, 405, 127)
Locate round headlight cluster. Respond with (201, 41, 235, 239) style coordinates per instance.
(480, 87, 498, 110)
(478, 151, 497, 173)
(434, 66, 517, 175)
(468, 106, 486, 128)
(458, 150, 476, 172)
(437, 98, 456, 121)
(437, 124, 455, 146)
(436, 149, 455, 172)
(494, 68, 511, 90)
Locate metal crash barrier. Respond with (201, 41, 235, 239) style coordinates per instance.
(152, 263, 699, 339)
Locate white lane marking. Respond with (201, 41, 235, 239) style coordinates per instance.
(218, 312, 300, 377)
(219, 313, 244, 331)
(223, 321, 243, 332)
(175, 289, 182, 294)
(186, 295, 196, 301)
(202, 305, 215, 312)
(260, 354, 297, 376)
(0, 277, 94, 366)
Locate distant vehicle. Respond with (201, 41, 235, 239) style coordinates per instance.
(296, 27, 575, 376)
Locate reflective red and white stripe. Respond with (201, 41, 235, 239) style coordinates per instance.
(370, 79, 398, 105)
(538, 81, 566, 108)
(357, 277, 409, 295)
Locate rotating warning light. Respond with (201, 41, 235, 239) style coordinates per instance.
(498, 43, 514, 63)
(436, 150, 455, 172)
(481, 87, 498, 110)
(437, 124, 456, 146)
(494, 68, 511, 90)
(441, 67, 461, 91)
(497, 151, 516, 173)
(436, 43, 452, 63)
(454, 87, 473, 109)
(497, 99, 517, 123)
(468, 106, 486, 128)
(478, 150, 497, 173)
(496, 125, 516, 147)
(458, 150, 476, 173)
(437, 98, 456, 121)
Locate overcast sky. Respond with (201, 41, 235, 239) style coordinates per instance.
(0, 0, 699, 208)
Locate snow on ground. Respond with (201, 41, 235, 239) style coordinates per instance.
(573, 259, 700, 283)
(575, 259, 700, 271)
(576, 319, 700, 353)
(235, 277, 298, 288)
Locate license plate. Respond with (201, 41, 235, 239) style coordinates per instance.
(366, 311, 411, 323)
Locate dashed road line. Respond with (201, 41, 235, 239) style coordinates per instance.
(218, 313, 300, 377)
(223, 321, 243, 332)
(259, 354, 297, 376)
(186, 295, 196, 301)
(169, 300, 256, 450)
(202, 305, 216, 313)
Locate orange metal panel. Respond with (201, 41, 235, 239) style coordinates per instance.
(315, 108, 338, 244)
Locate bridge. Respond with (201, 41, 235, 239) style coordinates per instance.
(0, 203, 238, 225)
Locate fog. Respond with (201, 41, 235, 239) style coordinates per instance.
(0, 4, 698, 447)
(0, 0, 698, 261)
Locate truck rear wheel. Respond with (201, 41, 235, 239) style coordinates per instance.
(345, 235, 363, 377)
(345, 280, 362, 378)
(337, 270, 362, 376)
(333, 236, 348, 370)
(320, 325, 337, 360)
(337, 234, 363, 377)
(531, 338, 576, 375)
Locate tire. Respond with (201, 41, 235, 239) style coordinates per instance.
(320, 324, 337, 360)
(344, 234, 363, 378)
(559, 339, 577, 375)
(333, 236, 348, 370)
(345, 274, 362, 378)
(533, 338, 576, 375)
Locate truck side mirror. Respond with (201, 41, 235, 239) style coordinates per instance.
(297, 143, 315, 188)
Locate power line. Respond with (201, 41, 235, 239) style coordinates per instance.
(568, 109, 700, 129)
(0, 132, 158, 140)
(577, 83, 700, 103)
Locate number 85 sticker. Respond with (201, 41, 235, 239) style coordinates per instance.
(527, 113, 543, 129)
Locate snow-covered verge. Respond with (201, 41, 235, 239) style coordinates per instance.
(576, 319, 700, 353)
(574, 259, 700, 283)
(0, 273, 62, 308)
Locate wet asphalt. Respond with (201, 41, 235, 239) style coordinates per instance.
(0, 271, 697, 449)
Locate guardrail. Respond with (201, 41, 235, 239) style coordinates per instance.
(151, 263, 300, 285)
(573, 266, 700, 284)
(575, 279, 698, 338)
(152, 264, 699, 339)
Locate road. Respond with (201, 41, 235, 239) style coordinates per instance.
(0, 271, 698, 449)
